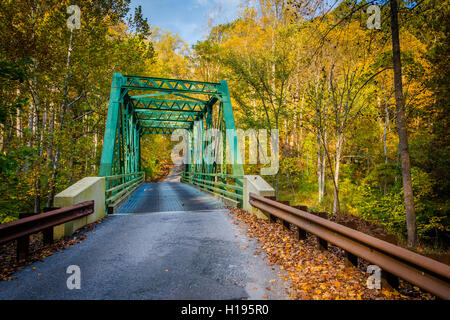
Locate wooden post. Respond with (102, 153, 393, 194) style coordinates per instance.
(317, 237, 328, 251)
(17, 235, 29, 260)
(43, 227, 54, 245)
(381, 270, 400, 289)
(42, 207, 58, 245)
(344, 250, 358, 267)
(296, 227, 307, 240)
(268, 214, 276, 223)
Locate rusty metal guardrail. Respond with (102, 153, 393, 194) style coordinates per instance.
(0, 201, 94, 260)
(249, 193, 450, 300)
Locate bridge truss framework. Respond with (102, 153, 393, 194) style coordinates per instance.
(99, 73, 244, 205)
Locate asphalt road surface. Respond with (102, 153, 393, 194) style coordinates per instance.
(0, 172, 288, 299)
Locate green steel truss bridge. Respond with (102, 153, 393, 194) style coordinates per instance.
(98, 73, 245, 208)
(2, 75, 449, 300)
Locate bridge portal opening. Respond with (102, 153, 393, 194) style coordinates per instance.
(99, 74, 244, 211)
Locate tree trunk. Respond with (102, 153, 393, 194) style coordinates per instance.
(317, 130, 326, 203)
(390, 0, 417, 247)
(321, 132, 326, 201)
(383, 92, 389, 195)
(333, 135, 343, 213)
(30, 57, 42, 214)
(47, 30, 74, 207)
(317, 132, 323, 203)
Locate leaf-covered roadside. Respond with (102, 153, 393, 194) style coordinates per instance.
(0, 216, 109, 282)
(228, 207, 435, 300)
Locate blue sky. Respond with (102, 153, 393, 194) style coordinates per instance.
(130, 0, 242, 47)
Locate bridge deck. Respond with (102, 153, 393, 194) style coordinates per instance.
(116, 182, 223, 214)
(0, 178, 288, 300)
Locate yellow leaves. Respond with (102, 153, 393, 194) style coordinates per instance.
(381, 289, 392, 298)
(381, 289, 400, 299)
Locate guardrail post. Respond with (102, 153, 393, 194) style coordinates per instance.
(344, 251, 358, 267)
(317, 237, 328, 251)
(17, 236, 29, 260)
(42, 207, 58, 245)
(296, 227, 307, 240)
(381, 270, 400, 289)
(43, 227, 54, 245)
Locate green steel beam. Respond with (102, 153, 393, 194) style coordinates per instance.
(132, 97, 208, 106)
(135, 109, 201, 116)
(130, 92, 172, 99)
(173, 93, 210, 103)
(130, 98, 207, 112)
(136, 110, 199, 122)
(140, 121, 191, 129)
(140, 127, 182, 134)
(99, 73, 123, 176)
(123, 76, 221, 95)
(219, 80, 244, 183)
